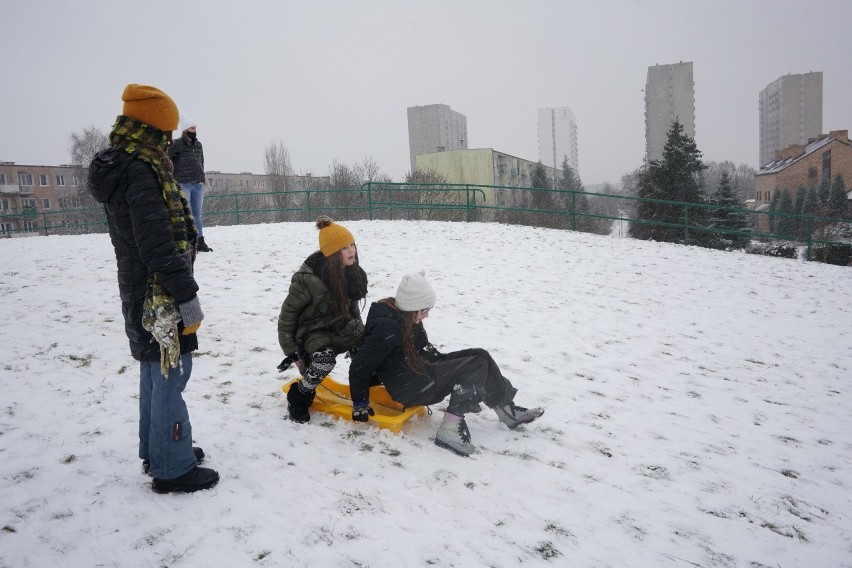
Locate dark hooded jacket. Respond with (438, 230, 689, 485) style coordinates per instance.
(167, 133, 205, 184)
(88, 148, 199, 360)
(348, 301, 443, 405)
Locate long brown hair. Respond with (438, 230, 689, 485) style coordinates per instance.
(379, 297, 428, 372)
(325, 248, 361, 327)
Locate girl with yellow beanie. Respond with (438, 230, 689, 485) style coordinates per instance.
(277, 216, 368, 422)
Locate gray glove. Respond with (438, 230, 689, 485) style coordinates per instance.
(178, 296, 204, 335)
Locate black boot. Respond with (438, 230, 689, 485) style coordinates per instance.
(143, 446, 205, 475)
(196, 236, 212, 252)
(287, 382, 316, 423)
(152, 466, 219, 494)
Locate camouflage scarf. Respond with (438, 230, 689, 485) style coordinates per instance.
(109, 116, 198, 375)
(109, 115, 197, 252)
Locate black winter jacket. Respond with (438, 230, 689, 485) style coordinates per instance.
(88, 148, 199, 360)
(167, 134, 205, 184)
(348, 302, 441, 405)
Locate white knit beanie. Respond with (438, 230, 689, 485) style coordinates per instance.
(179, 115, 196, 132)
(395, 270, 436, 312)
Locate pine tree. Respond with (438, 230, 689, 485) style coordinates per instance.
(710, 171, 751, 248)
(818, 176, 831, 205)
(794, 185, 807, 238)
(768, 189, 782, 234)
(828, 174, 848, 219)
(777, 189, 795, 238)
(629, 119, 708, 243)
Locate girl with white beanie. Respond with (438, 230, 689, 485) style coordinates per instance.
(348, 270, 544, 456)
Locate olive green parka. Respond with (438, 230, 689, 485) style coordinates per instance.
(277, 253, 365, 356)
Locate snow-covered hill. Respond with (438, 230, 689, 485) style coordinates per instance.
(1, 221, 850, 567)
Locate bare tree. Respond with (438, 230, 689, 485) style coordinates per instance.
(68, 126, 109, 166)
(264, 141, 295, 221)
(264, 141, 293, 191)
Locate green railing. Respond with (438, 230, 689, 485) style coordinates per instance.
(2, 183, 849, 264)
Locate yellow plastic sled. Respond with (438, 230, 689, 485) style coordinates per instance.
(282, 376, 426, 433)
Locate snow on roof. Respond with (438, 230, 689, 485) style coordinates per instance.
(757, 136, 834, 175)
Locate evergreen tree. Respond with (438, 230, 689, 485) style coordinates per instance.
(530, 162, 550, 190)
(629, 119, 708, 243)
(710, 171, 750, 248)
(828, 174, 848, 219)
(777, 189, 795, 238)
(768, 189, 782, 234)
(794, 185, 807, 238)
(818, 176, 831, 204)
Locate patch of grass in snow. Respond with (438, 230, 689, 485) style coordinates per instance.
(533, 540, 562, 560)
(117, 364, 128, 374)
(254, 550, 271, 561)
(780, 469, 799, 479)
(67, 353, 93, 368)
(61, 454, 77, 464)
(545, 523, 574, 538)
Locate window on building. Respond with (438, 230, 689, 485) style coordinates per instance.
(23, 221, 38, 232)
(0, 198, 9, 210)
(17, 172, 33, 186)
(71, 175, 81, 186)
(0, 173, 6, 184)
(21, 198, 36, 209)
(39, 174, 49, 186)
(42, 198, 51, 209)
(56, 174, 65, 186)
(808, 166, 818, 179)
(0, 222, 12, 235)
(822, 150, 831, 182)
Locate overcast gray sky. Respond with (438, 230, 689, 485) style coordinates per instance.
(2, 0, 850, 186)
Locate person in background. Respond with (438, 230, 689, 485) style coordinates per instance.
(278, 216, 368, 423)
(88, 84, 219, 494)
(348, 270, 544, 457)
(168, 115, 210, 252)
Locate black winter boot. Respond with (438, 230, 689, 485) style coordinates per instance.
(196, 236, 212, 252)
(287, 382, 316, 423)
(152, 466, 219, 494)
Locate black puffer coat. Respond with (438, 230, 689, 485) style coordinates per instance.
(88, 148, 199, 361)
(167, 133, 205, 184)
(348, 302, 442, 405)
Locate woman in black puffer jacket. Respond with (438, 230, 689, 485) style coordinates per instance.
(348, 271, 544, 457)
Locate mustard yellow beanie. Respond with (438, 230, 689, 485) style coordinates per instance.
(121, 84, 179, 132)
(316, 215, 355, 257)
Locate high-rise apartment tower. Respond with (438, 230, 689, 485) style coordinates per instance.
(758, 72, 823, 166)
(407, 104, 468, 172)
(644, 61, 695, 163)
(537, 106, 579, 176)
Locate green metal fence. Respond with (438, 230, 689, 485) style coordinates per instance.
(2, 183, 849, 264)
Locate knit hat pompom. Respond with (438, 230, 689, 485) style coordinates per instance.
(395, 270, 436, 312)
(316, 215, 355, 257)
(121, 84, 179, 132)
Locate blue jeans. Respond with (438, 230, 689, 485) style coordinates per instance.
(139, 354, 198, 479)
(180, 182, 205, 236)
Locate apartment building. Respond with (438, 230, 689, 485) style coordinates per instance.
(538, 106, 579, 176)
(407, 104, 468, 173)
(645, 61, 695, 163)
(758, 72, 823, 167)
(0, 162, 90, 237)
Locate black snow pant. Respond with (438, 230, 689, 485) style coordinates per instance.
(394, 348, 517, 415)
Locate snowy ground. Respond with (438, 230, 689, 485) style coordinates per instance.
(1, 220, 850, 567)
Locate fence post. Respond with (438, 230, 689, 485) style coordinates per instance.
(683, 204, 690, 245)
(306, 190, 312, 222)
(806, 215, 814, 261)
(234, 195, 240, 226)
(571, 191, 577, 231)
(465, 186, 471, 222)
(366, 182, 373, 221)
